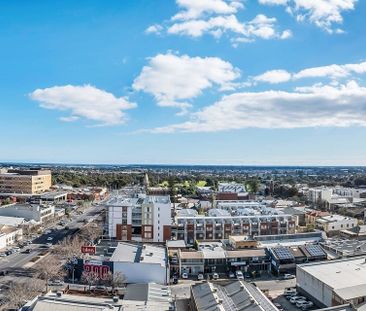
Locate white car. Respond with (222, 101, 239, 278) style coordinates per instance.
(212, 273, 219, 280)
(46, 243, 53, 247)
(236, 271, 244, 280)
(283, 273, 295, 279)
(197, 273, 204, 280)
(284, 287, 297, 296)
(47, 237, 53, 241)
(181, 272, 188, 279)
(295, 299, 308, 308)
(290, 296, 306, 304)
(300, 301, 314, 310)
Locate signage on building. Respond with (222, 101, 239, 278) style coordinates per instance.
(81, 245, 96, 255)
(83, 263, 110, 279)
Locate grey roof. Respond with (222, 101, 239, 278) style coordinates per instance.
(191, 281, 279, 311)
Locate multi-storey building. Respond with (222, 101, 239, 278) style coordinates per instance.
(107, 193, 171, 243)
(173, 202, 295, 244)
(0, 169, 52, 194)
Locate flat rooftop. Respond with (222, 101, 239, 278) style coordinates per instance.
(298, 257, 366, 299)
(110, 242, 166, 267)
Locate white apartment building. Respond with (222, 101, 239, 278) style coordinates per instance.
(0, 225, 22, 249)
(173, 202, 295, 244)
(308, 187, 333, 204)
(106, 193, 171, 243)
(316, 214, 358, 233)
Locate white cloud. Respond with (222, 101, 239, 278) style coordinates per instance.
(259, 0, 358, 33)
(148, 81, 366, 133)
(172, 0, 242, 21)
(253, 61, 366, 84)
(30, 85, 136, 126)
(133, 53, 240, 112)
(294, 61, 366, 79)
(145, 24, 163, 35)
(146, 0, 291, 45)
(254, 69, 292, 83)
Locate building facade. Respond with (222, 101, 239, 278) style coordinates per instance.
(0, 169, 51, 194)
(107, 193, 171, 243)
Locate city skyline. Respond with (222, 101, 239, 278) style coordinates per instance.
(1, 0, 366, 165)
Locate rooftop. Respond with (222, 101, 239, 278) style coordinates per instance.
(298, 257, 366, 300)
(110, 243, 166, 267)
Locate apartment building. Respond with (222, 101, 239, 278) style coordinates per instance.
(0, 169, 51, 194)
(107, 193, 171, 242)
(173, 203, 295, 244)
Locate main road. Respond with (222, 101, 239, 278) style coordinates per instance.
(0, 203, 105, 272)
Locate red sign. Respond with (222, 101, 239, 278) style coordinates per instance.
(81, 246, 96, 255)
(84, 264, 110, 279)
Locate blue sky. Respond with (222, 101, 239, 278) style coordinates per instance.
(1, 0, 366, 165)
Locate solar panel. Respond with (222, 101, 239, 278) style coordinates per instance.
(274, 247, 294, 260)
(305, 245, 326, 257)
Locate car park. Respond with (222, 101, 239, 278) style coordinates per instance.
(212, 273, 219, 280)
(236, 271, 244, 280)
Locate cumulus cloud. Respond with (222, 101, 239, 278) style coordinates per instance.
(252, 61, 366, 84)
(259, 0, 358, 33)
(146, 0, 291, 45)
(30, 85, 136, 126)
(148, 81, 366, 133)
(254, 69, 292, 84)
(132, 53, 240, 113)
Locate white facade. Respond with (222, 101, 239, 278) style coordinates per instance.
(110, 243, 168, 284)
(106, 194, 171, 242)
(297, 257, 366, 308)
(308, 188, 333, 204)
(0, 203, 54, 223)
(0, 227, 23, 249)
(316, 215, 358, 232)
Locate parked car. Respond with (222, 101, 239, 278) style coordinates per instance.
(181, 272, 188, 279)
(236, 271, 244, 280)
(296, 299, 308, 308)
(273, 302, 284, 311)
(197, 273, 204, 280)
(289, 296, 307, 304)
(283, 273, 295, 280)
(0, 253, 6, 257)
(0, 270, 8, 276)
(228, 271, 235, 278)
(47, 237, 53, 241)
(23, 248, 31, 254)
(300, 301, 314, 310)
(284, 287, 297, 296)
(212, 273, 219, 280)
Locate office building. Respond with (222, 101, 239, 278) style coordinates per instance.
(107, 193, 171, 243)
(0, 169, 51, 194)
(0, 203, 55, 223)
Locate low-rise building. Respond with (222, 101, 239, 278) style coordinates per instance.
(297, 257, 366, 308)
(316, 215, 358, 233)
(0, 225, 22, 249)
(190, 281, 279, 311)
(110, 242, 169, 284)
(0, 203, 55, 223)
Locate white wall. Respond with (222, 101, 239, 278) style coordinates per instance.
(153, 202, 171, 242)
(297, 266, 333, 307)
(113, 262, 167, 284)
